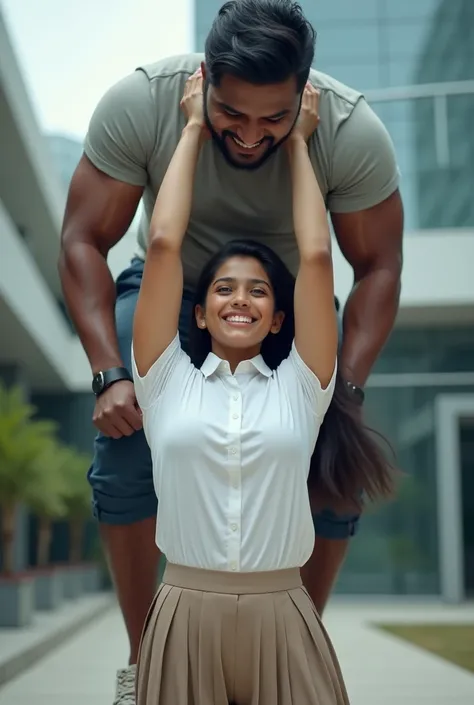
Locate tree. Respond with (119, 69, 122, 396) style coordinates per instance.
(62, 449, 92, 563)
(26, 440, 70, 567)
(0, 383, 57, 574)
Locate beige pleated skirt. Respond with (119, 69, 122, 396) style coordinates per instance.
(136, 563, 350, 705)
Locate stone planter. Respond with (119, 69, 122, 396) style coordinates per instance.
(55, 563, 84, 600)
(0, 573, 35, 627)
(34, 567, 63, 610)
(81, 562, 101, 593)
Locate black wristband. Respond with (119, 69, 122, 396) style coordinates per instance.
(92, 367, 132, 397)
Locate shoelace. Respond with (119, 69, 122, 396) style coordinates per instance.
(114, 667, 136, 704)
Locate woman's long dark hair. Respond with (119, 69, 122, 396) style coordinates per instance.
(189, 239, 396, 510)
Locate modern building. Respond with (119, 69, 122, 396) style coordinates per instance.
(194, 0, 474, 601)
(0, 6, 141, 574)
(0, 10, 97, 571)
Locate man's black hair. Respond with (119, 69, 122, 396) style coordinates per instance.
(205, 0, 316, 92)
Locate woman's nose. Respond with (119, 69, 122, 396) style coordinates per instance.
(232, 294, 249, 307)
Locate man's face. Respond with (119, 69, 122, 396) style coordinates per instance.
(202, 65, 301, 170)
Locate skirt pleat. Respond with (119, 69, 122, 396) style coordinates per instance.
(136, 565, 350, 705)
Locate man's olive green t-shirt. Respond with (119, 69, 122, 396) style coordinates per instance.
(84, 53, 399, 288)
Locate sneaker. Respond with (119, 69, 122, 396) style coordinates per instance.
(113, 664, 137, 705)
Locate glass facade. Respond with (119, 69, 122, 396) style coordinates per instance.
(336, 325, 474, 595)
(194, 0, 474, 597)
(338, 381, 474, 595)
(194, 0, 474, 231)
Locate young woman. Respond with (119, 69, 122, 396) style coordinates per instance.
(132, 70, 394, 705)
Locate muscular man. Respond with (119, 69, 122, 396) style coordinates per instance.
(59, 1, 403, 702)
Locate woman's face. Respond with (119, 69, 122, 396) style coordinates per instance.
(195, 256, 284, 362)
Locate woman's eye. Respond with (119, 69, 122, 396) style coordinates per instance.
(224, 109, 240, 118)
(217, 286, 232, 294)
(251, 288, 266, 296)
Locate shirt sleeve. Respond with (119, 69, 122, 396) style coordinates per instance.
(131, 335, 190, 410)
(327, 98, 400, 214)
(278, 342, 337, 419)
(83, 69, 156, 186)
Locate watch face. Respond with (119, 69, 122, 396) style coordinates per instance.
(92, 372, 104, 396)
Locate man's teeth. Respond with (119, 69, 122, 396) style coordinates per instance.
(232, 136, 262, 149)
(226, 315, 253, 324)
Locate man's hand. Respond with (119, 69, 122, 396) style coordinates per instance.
(92, 380, 143, 439)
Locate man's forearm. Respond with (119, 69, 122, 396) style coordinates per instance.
(302, 266, 401, 615)
(58, 240, 122, 373)
(340, 266, 401, 386)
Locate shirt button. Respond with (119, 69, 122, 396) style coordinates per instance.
(233, 395, 239, 401)
(230, 447, 237, 454)
(231, 523, 237, 531)
(232, 413, 239, 420)
(230, 562, 237, 571)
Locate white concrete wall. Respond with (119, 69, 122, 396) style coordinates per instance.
(0, 8, 65, 298)
(333, 229, 474, 325)
(0, 199, 90, 391)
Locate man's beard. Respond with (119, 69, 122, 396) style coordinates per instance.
(203, 82, 298, 171)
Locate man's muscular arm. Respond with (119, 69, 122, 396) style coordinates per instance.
(302, 98, 403, 615)
(59, 157, 143, 374)
(58, 70, 156, 438)
(335, 189, 403, 386)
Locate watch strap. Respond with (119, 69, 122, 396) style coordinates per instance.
(92, 367, 132, 396)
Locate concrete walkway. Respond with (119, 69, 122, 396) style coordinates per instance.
(0, 601, 473, 705)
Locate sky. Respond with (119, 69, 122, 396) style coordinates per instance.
(1, 0, 193, 140)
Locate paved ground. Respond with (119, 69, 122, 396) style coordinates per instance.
(0, 593, 113, 686)
(1, 600, 474, 704)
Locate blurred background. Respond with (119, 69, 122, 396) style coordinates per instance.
(0, 0, 473, 627)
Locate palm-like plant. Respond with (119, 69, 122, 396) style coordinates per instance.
(0, 383, 57, 574)
(62, 449, 92, 563)
(26, 440, 70, 567)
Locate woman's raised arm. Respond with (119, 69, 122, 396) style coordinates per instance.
(289, 84, 338, 388)
(133, 71, 206, 376)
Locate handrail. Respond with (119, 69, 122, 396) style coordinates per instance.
(363, 80, 474, 168)
(364, 80, 474, 102)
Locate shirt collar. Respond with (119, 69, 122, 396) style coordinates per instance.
(201, 353, 272, 379)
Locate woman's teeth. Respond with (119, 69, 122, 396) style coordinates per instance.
(232, 136, 262, 149)
(225, 315, 253, 324)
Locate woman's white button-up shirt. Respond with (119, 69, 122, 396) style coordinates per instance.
(132, 335, 336, 572)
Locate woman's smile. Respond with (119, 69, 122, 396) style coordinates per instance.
(222, 313, 256, 327)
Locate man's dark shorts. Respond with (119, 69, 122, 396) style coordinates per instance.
(87, 258, 359, 539)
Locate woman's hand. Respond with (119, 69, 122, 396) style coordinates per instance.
(180, 69, 206, 130)
(290, 82, 320, 144)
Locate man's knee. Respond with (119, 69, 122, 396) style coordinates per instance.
(312, 508, 361, 540)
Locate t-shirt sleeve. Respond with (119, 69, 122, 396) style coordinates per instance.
(83, 69, 156, 186)
(327, 98, 400, 214)
(131, 335, 190, 410)
(278, 342, 337, 419)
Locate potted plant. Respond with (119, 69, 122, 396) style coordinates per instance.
(26, 440, 69, 610)
(0, 382, 57, 626)
(59, 448, 98, 598)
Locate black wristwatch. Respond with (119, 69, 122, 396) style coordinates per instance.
(345, 381, 365, 406)
(92, 367, 132, 397)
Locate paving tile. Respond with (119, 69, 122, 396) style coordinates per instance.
(1, 601, 474, 704)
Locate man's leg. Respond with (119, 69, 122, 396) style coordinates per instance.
(100, 520, 159, 664)
(87, 260, 160, 670)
